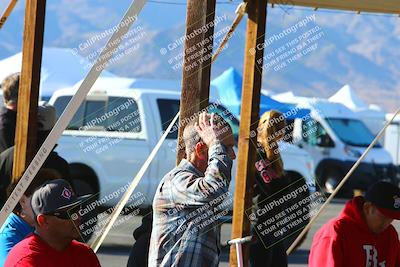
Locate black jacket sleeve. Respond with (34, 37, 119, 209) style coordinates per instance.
(0, 147, 15, 207)
(0, 108, 17, 154)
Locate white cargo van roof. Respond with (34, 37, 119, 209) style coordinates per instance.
(386, 113, 400, 123)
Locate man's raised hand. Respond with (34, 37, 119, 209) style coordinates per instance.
(195, 112, 225, 147)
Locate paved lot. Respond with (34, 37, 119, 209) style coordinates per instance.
(95, 199, 400, 267)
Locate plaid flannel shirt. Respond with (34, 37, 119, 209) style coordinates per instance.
(148, 143, 233, 267)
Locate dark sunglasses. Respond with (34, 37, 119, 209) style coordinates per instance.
(45, 204, 82, 220)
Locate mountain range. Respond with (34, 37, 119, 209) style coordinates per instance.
(0, 0, 399, 112)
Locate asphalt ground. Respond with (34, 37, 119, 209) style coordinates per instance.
(93, 198, 400, 267)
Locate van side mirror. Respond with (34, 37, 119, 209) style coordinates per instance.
(317, 134, 334, 147)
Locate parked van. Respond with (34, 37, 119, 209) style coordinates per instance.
(285, 97, 397, 194)
(384, 113, 400, 176)
(48, 77, 316, 210)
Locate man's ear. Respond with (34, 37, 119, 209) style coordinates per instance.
(194, 142, 207, 160)
(37, 214, 47, 227)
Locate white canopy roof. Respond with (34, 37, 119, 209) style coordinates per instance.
(329, 85, 385, 117)
(329, 84, 369, 111)
(0, 47, 115, 98)
(272, 91, 317, 104)
(329, 85, 386, 135)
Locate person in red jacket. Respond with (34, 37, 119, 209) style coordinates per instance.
(309, 181, 400, 267)
(5, 179, 100, 267)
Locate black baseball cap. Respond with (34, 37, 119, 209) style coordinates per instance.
(365, 181, 400, 220)
(31, 179, 90, 218)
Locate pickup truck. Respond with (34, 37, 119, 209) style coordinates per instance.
(49, 79, 316, 208)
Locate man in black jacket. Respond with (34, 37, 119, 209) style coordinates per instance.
(0, 73, 19, 154)
(127, 212, 153, 267)
(0, 104, 71, 207)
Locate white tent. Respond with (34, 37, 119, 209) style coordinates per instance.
(0, 47, 116, 100)
(272, 91, 321, 104)
(329, 85, 386, 135)
(329, 84, 369, 111)
(272, 91, 298, 103)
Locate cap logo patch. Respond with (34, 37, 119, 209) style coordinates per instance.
(61, 188, 72, 200)
(393, 195, 400, 209)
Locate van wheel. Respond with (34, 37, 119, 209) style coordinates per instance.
(324, 170, 340, 194)
(322, 169, 350, 197)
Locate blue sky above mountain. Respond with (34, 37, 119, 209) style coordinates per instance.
(0, 0, 399, 112)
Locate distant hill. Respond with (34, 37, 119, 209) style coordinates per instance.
(0, 0, 399, 112)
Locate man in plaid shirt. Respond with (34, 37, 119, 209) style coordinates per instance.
(149, 112, 236, 267)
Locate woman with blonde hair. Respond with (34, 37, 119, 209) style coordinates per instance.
(257, 110, 286, 180)
(249, 110, 289, 267)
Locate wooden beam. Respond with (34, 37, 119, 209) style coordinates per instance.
(269, 0, 400, 15)
(176, 0, 216, 164)
(12, 0, 46, 182)
(229, 0, 267, 266)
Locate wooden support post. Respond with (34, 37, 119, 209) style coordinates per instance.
(12, 0, 46, 181)
(230, 0, 267, 266)
(176, 0, 216, 164)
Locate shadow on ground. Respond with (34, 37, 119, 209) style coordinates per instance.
(219, 245, 309, 265)
(97, 244, 131, 256)
(288, 249, 310, 264)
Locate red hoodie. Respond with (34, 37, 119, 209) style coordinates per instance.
(309, 196, 400, 267)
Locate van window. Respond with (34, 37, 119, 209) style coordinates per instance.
(326, 118, 379, 148)
(52, 96, 141, 132)
(302, 118, 332, 146)
(157, 99, 180, 139)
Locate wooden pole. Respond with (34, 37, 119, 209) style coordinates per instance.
(176, 0, 216, 164)
(12, 0, 46, 182)
(229, 0, 267, 266)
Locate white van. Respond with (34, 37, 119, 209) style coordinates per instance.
(384, 113, 400, 169)
(285, 98, 397, 194)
